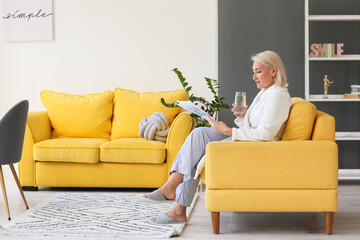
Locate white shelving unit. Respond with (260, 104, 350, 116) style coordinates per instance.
(305, 0, 360, 179)
(309, 54, 360, 61)
(336, 132, 360, 141)
(309, 94, 360, 102)
(309, 15, 360, 21)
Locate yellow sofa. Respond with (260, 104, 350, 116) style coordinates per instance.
(19, 88, 193, 189)
(205, 98, 338, 235)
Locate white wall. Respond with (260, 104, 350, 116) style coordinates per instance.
(0, 0, 217, 114)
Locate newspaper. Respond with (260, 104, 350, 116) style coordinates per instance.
(176, 101, 214, 121)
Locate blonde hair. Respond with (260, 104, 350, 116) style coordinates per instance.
(251, 50, 288, 88)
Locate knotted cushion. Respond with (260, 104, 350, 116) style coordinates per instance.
(111, 88, 188, 139)
(138, 112, 169, 142)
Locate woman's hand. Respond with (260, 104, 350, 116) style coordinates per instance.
(231, 104, 248, 118)
(206, 115, 232, 136)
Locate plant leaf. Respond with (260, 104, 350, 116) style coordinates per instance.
(160, 98, 177, 108)
(163, 68, 230, 127)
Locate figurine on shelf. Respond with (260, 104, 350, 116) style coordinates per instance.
(323, 75, 334, 99)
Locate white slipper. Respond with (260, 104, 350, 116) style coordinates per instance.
(150, 212, 187, 225)
(142, 190, 167, 202)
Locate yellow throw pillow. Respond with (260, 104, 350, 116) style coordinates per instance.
(281, 97, 317, 141)
(40, 90, 114, 139)
(111, 88, 188, 139)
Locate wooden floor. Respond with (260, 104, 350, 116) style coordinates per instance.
(1, 165, 360, 239)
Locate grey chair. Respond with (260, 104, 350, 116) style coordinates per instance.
(0, 100, 29, 220)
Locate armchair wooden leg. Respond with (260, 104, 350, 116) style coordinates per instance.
(211, 212, 220, 234)
(325, 212, 334, 235)
(9, 164, 29, 209)
(0, 165, 11, 220)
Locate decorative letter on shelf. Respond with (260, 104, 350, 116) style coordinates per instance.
(2, 0, 53, 42)
(309, 43, 344, 58)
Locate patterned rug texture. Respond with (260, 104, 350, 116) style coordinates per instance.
(0, 192, 198, 238)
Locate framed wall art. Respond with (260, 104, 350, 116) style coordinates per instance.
(2, 0, 53, 41)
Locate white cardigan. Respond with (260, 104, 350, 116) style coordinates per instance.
(232, 84, 292, 141)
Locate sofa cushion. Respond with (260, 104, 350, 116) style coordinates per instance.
(40, 90, 114, 139)
(100, 138, 166, 164)
(34, 138, 108, 163)
(281, 98, 317, 140)
(111, 88, 188, 139)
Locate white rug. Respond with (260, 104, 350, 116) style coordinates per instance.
(0, 192, 199, 238)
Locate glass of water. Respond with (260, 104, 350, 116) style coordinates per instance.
(234, 92, 246, 114)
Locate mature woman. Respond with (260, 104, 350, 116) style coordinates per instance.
(145, 50, 293, 224)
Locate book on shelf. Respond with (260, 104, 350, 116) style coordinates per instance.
(343, 94, 360, 99)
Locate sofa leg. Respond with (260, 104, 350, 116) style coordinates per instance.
(211, 212, 220, 234)
(22, 186, 38, 191)
(325, 212, 334, 235)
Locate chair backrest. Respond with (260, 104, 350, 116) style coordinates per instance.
(0, 100, 29, 165)
(281, 97, 317, 141)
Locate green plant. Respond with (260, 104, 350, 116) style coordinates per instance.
(161, 68, 230, 127)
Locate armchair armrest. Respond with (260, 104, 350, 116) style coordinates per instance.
(205, 141, 338, 190)
(166, 111, 193, 175)
(19, 111, 51, 187)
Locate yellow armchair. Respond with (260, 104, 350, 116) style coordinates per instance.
(205, 98, 338, 235)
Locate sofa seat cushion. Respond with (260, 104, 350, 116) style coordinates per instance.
(100, 138, 166, 164)
(34, 138, 108, 163)
(205, 141, 338, 189)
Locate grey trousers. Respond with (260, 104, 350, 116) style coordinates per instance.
(170, 127, 229, 207)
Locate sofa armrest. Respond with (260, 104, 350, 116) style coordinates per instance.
(311, 111, 335, 140)
(205, 141, 338, 190)
(166, 111, 193, 175)
(27, 111, 52, 143)
(19, 111, 51, 187)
